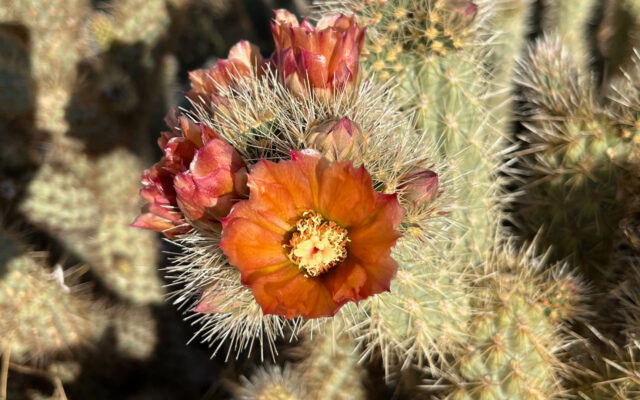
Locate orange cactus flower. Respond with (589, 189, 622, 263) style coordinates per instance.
(132, 112, 248, 237)
(188, 40, 264, 108)
(219, 150, 404, 319)
(270, 10, 366, 98)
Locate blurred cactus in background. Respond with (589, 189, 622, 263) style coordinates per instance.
(2, 0, 640, 399)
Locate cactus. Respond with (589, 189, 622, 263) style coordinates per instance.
(298, 328, 366, 400)
(511, 36, 634, 280)
(541, 0, 599, 72)
(490, 0, 535, 85)
(0, 250, 107, 364)
(108, 306, 158, 361)
(91, 149, 163, 305)
(315, 0, 514, 377)
(19, 145, 164, 304)
(355, 236, 471, 374)
(4, 1, 640, 398)
(232, 326, 366, 400)
(568, 332, 640, 400)
(232, 365, 309, 400)
(444, 243, 582, 400)
(166, 37, 450, 362)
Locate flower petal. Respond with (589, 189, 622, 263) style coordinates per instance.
(321, 257, 367, 304)
(355, 255, 398, 298)
(219, 212, 289, 277)
(348, 193, 404, 264)
(297, 48, 329, 88)
(249, 264, 341, 318)
(318, 162, 376, 227)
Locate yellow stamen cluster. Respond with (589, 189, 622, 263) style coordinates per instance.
(287, 211, 349, 277)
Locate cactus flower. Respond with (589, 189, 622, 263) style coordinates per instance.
(133, 113, 248, 237)
(219, 150, 403, 319)
(188, 40, 264, 107)
(270, 10, 366, 99)
(174, 138, 249, 228)
(307, 117, 363, 161)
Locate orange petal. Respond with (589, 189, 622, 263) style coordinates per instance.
(321, 257, 367, 304)
(348, 193, 404, 264)
(219, 213, 289, 277)
(228, 40, 263, 71)
(131, 212, 176, 233)
(222, 200, 291, 235)
(318, 161, 376, 227)
(290, 150, 328, 206)
(355, 255, 398, 298)
(250, 264, 341, 318)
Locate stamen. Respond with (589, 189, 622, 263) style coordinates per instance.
(286, 211, 349, 277)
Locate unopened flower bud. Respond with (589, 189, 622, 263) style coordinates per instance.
(448, 0, 478, 28)
(307, 117, 362, 161)
(194, 284, 242, 314)
(399, 168, 439, 206)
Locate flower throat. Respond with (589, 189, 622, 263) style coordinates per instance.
(287, 211, 349, 277)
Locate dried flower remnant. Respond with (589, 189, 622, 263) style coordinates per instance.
(270, 10, 366, 99)
(219, 150, 404, 319)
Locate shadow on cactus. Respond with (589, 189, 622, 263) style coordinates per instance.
(0, 23, 43, 214)
(510, 36, 637, 281)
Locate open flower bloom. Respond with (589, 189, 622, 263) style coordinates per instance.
(219, 150, 404, 319)
(270, 10, 366, 99)
(188, 40, 264, 108)
(132, 113, 248, 237)
(174, 137, 249, 228)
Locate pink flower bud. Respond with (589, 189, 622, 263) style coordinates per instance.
(399, 168, 439, 206)
(448, 0, 478, 28)
(308, 117, 363, 161)
(187, 40, 263, 109)
(133, 113, 246, 238)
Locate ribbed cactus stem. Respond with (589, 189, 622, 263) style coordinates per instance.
(232, 365, 309, 400)
(446, 246, 579, 400)
(542, 0, 599, 72)
(299, 329, 366, 400)
(20, 146, 163, 304)
(512, 36, 635, 279)
(491, 0, 535, 85)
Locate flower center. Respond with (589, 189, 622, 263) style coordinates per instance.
(287, 211, 349, 277)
